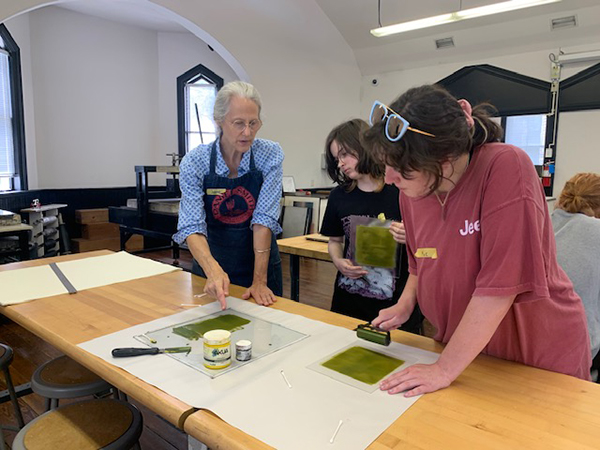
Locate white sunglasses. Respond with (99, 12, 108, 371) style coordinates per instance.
(369, 101, 435, 142)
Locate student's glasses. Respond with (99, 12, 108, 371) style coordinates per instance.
(369, 101, 435, 142)
(335, 147, 353, 162)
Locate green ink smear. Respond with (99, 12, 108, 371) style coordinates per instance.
(355, 225, 397, 268)
(172, 314, 250, 340)
(322, 346, 404, 385)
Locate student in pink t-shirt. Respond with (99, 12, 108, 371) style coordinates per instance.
(363, 84, 591, 398)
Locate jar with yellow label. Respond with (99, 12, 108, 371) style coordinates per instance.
(203, 329, 231, 369)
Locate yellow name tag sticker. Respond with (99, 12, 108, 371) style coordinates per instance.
(206, 188, 226, 195)
(415, 248, 438, 259)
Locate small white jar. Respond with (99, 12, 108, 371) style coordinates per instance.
(235, 339, 252, 361)
(203, 329, 231, 369)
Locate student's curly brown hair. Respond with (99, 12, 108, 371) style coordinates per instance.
(556, 173, 600, 218)
(363, 84, 503, 194)
(324, 119, 385, 191)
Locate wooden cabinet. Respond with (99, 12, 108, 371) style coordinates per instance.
(72, 208, 143, 253)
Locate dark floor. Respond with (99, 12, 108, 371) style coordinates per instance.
(0, 248, 337, 448)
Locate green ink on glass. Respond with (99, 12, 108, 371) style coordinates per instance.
(355, 225, 397, 268)
(321, 346, 404, 385)
(172, 314, 250, 340)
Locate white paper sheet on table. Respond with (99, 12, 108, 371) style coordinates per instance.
(0, 252, 180, 306)
(0, 265, 68, 305)
(79, 298, 439, 450)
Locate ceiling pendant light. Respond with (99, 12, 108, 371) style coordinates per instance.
(371, 0, 562, 37)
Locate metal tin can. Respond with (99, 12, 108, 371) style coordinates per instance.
(235, 339, 252, 361)
(203, 329, 231, 369)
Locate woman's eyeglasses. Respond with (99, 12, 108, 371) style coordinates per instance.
(369, 101, 435, 142)
(231, 119, 262, 132)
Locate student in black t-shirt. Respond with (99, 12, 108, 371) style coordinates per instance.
(320, 119, 422, 333)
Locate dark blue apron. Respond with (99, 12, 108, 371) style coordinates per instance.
(192, 140, 282, 296)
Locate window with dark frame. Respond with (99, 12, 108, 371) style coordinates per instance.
(177, 63, 224, 158)
(438, 65, 556, 195)
(0, 24, 26, 192)
(502, 114, 548, 166)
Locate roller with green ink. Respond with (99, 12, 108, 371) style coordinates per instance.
(355, 323, 391, 346)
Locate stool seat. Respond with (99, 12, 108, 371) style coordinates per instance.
(12, 398, 143, 450)
(32, 355, 111, 401)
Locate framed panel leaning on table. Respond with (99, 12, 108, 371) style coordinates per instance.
(2, 252, 600, 449)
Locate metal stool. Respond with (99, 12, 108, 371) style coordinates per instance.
(0, 343, 26, 450)
(31, 355, 112, 411)
(12, 398, 143, 450)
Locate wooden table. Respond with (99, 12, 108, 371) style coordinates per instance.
(2, 252, 600, 449)
(277, 233, 331, 301)
(185, 298, 600, 449)
(0, 223, 32, 261)
(0, 251, 195, 428)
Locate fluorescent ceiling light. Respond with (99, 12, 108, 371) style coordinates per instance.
(371, 0, 562, 37)
(558, 50, 600, 64)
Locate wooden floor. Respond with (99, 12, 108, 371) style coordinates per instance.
(0, 249, 337, 448)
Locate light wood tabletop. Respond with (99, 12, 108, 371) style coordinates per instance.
(277, 233, 331, 261)
(2, 252, 600, 449)
(188, 296, 600, 449)
(0, 250, 199, 428)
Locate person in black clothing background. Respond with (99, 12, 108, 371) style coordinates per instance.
(320, 119, 422, 333)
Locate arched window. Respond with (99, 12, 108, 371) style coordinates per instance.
(0, 24, 26, 191)
(177, 63, 223, 157)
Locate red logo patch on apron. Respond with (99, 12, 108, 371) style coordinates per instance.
(211, 186, 256, 224)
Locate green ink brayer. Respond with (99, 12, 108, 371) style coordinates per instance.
(355, 323, 390, 346)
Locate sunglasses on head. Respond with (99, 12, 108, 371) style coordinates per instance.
(369, 101, 435, 142)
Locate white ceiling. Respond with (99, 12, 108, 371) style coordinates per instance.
(58, 0, 186, 32)
(57, 0, 600, 75)
(315, 0, 600, 74)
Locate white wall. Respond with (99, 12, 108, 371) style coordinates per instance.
(150, 0, 361, 188)
(360, 46, 600, 199)
(554, 110, 600, 196)
(1, 0, 362, 189)
(3, 7, 243, 188)
(22, 7, 159, 188)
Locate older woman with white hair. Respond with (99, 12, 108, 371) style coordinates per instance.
(174, 81, 284, 309)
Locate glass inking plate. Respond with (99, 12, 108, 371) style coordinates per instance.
(308, 343, 417, 393)
(134, 309, 308, 378)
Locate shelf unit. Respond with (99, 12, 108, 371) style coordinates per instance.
(282, 193, 328, 234)
(20, 204, 67, 258)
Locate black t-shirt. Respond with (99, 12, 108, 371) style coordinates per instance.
(320, 184, 411, 322)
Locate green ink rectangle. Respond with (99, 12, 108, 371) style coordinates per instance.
(172, 314, 250, 340)
(355, 225, 397, 268)
(321, 346, 404, 385)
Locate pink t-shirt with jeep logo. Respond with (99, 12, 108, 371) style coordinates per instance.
(400, 142, 591, 380)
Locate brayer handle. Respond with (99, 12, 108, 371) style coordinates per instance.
(111, 347, 160, 357)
